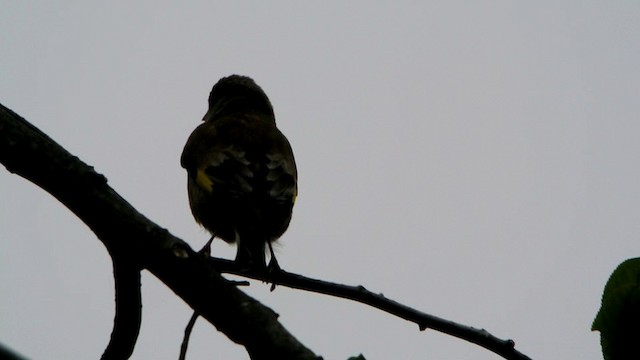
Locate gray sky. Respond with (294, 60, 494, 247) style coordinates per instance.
(2, 2, 640, 359)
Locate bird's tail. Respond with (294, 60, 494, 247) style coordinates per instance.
(235, 236, 267, 269)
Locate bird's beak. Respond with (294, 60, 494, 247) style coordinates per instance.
(202, 108, 214, 122)
(203, 96, 239, 122)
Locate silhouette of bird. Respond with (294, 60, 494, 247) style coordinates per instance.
(181, 75, 297, 270)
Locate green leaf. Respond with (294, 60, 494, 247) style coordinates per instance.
(593, 257, 640, 360)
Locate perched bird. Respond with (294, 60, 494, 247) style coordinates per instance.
(181, 75, 297, 270)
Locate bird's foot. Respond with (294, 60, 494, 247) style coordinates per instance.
(198, 236, 215, 258)
(267, 257, 282, 291)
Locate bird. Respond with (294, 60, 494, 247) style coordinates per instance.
(181, 75, 297, 270)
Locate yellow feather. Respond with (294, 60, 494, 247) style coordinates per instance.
(196, 168, 214, 193)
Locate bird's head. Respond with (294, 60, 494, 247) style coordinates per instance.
(203, 75, 275, 122)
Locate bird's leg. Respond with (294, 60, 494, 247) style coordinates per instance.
(267, 241, 282, 291)
(198, 235, 215, 258)
(267, 241, 281, 272)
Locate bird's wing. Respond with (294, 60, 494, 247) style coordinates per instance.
(181, 120, 254, 196)
(181, 114, 297, 201)
(265, 150, 297, 204)
(197, 144, 255, 195)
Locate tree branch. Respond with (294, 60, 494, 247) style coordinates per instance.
(0, 102, 533, 360)
(0, 103, 320, 360)
(213, 259, 532, 360)
(101, 258, 142, 360)
(0, 343, 28, 360)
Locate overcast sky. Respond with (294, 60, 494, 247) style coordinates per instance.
(2, 2, 640, 359)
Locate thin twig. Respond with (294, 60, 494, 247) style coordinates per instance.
(179, 311, 200, 360)
(210, 258, 532, 360)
